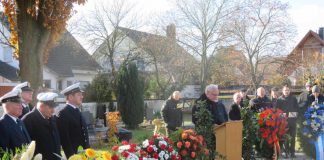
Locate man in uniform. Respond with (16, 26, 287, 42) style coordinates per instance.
(56, 83, 90, 158)
(22, 92, 61, 160)
(0, 89, 31, 154)
(13, 82, 34, 118)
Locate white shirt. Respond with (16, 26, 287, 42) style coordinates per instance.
(67, 103, 79, 110)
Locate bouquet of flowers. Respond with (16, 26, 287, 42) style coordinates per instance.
(302, 103, 324, 139)
(139, 135, 180, 160)
(111, 136, 179, 160)
(69, 148, 112, 160)
(256, 108, 288, 158)
(171, 129, 209, 160)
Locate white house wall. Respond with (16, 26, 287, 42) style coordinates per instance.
(43, 66, 59, 89)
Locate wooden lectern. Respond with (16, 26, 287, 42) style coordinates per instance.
(214, 120, 243, 160)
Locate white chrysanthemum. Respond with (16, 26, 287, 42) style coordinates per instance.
(119, 145, 130, 153)
(153, 145, 158, 151)
(313, 127, 319, 131)
(164, 153, 170, 159)
(143, 140, 149, 148)
(303, 121, 307, 125)
(312, 113, 317, 118)
(159, 140, 167, 147)
(126, 152, 139, 160)
(159, 151, 165, 158)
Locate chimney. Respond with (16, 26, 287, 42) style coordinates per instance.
(319, 27, 324, 40)
(166, 24, 176, 41)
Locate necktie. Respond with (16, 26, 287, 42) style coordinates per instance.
(16, 119, 31, 142)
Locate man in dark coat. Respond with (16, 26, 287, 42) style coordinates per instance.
(161, 91, 183, 135)
(0, 89, 31, 155)
(192, 84, 228, 125)
(239, 88, 250, 107)
(277, 86, 299, 158)
(298, 82, 312, 109)
(308, 85, 324, 105)
(249, 87, 272, 112)
(57, 83, 90, 158)
(12, 82, 34, 119)
(22, 92, 61, 160)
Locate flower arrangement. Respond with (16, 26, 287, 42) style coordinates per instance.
(302, 103, 324, 139)
(256, 108, 288, 158)
(111, 136, 180, 160)
(107, 112, 121, 147)
(172, 129, 209, 160)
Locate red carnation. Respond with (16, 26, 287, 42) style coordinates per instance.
(147, 146, 153, 152)
(121, 140, 129, 145)
(168, 146, 173, 152)
(112, 154, 119, 160)
(160, 144, 166, 150)
(121, 151, 129, 158)
(171, 154, 177, 160)
(148, 140, 154, 145)
(153, 153, 159, 159)
(112, 146, 119, 151)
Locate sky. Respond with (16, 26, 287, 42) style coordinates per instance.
(69, 0, 324, 52)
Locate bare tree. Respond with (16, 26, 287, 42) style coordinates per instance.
(229, 0, 296, 89)
(172, 0, 236, 91)
(72, 0, 141, 86)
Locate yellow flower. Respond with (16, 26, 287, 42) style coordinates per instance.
(68, 154, 82, 160)
(85, 148, 96, 158)
(102, 151, 112, 160)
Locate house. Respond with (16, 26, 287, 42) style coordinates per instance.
(281, 27, 324, 85)
(0, 22, 101, 95)
(92, 24, 200, 97)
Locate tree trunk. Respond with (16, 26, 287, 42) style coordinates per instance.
(16, 1, 51, 97)
(200, 54, 208, 93)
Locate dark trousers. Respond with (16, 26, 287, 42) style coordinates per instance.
(287, 118, 297, 155)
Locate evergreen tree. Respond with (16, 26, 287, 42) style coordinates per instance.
(117, 62, 144, 129)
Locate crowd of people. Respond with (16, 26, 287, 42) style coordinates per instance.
(0, 82, 89, 159)
(162, 83, 324, 158)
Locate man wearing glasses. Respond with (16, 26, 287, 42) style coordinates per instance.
(192, 84, 228, 125)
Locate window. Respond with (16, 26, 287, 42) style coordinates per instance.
(3, 47, 12, 62)
(58, 80, 62, 90)
(43, 80, 51, 88)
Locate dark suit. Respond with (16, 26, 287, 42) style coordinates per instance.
(57, 105, 90, 158)
(22, 109, 61, 160)
(229, 103, 241, 120)
(0, 114, 31, 154)
(19, 104, 33, 119)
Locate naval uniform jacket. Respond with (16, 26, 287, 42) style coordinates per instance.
(22, 108, 61, 160)
(0, 114, 31, 154)
(56, 104, 90, 158)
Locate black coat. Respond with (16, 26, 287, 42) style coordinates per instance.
(22, 109, 61, 160)
(19, 104, 33, 119)
(229, 103, 241, 120)
(277, 95, 299, 118)
(161, 98, 182, 128)
(249, 96, 272, 113)
(240, 95, 250, 107)
(192, 94, 228, 125)
(0, 114, 31, 153)
(308, 94, 324, 105)
(56, 105, 90, 158)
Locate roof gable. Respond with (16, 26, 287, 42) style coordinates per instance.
(0, 60, 19, 81)
(46, 31, 101, 77)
